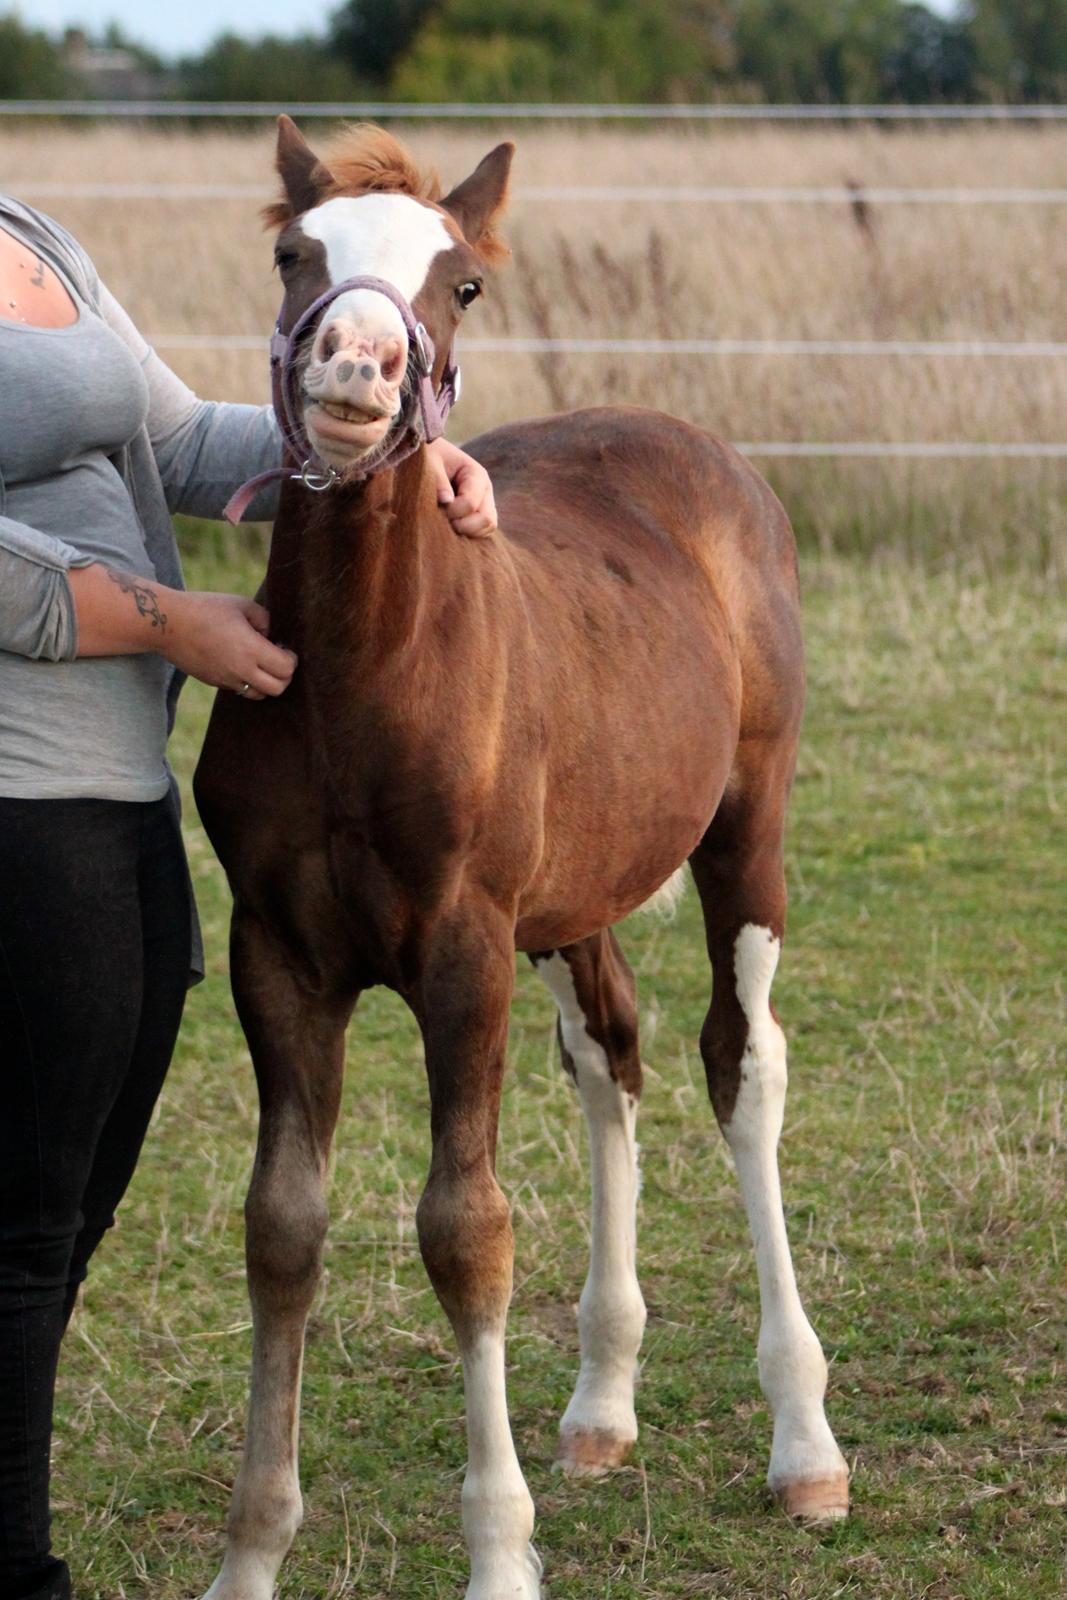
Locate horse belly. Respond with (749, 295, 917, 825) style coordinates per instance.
(513, 648, 738, 949)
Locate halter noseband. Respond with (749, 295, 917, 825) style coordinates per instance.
(223, 274, 461, 525)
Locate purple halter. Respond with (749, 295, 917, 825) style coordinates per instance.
(223, 274, 461, 525)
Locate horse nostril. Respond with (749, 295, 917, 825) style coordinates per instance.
(360, 363, 376, 382)
(379, 339, 404, 381)
(335, 359, 355, 383)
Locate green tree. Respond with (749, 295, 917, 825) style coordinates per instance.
(0, 17, 73, 97)
(330, 0, 443, 88)
(964, 0, 1067, 99)
(387, 0, 729, 102)
(733, 0, 906, 103)
(880, 3, 976, 100)
(181, 32, 362, 101)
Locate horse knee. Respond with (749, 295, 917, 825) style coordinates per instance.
(227, 1473, 304, 1553)
(245, 1167, 328, 1307)
(417, 1167, 513, 1330)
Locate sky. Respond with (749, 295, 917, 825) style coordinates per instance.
(31, 0, 339, 59)
(29, 0, 960, 67)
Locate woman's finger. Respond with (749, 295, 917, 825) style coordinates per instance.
(247, 663, 296, 698)
(254, 639, 298, 680)
(428, 445, 455, 502)
(450, 475, 498, 532)
(441, 491, 496, 536)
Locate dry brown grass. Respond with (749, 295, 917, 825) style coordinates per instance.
(4, 121, 1066, 564)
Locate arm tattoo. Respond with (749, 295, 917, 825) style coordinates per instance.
(106, 568, 168, 633)
(30, 256, 45, 289)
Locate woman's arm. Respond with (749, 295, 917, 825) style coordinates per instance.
(0, 516, 294, 697)
(68, 563, 297, 701)
(0, 516, 94, 660)
(97, 282, 282, 519)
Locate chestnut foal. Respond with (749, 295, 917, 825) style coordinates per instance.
(193, 118, 848, 1600)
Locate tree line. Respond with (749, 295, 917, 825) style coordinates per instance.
(4, 2, 1067, 105)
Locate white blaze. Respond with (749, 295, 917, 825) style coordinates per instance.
(300, 193, 453, 349)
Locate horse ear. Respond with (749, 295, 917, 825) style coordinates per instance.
(440, 143, 514, 258)
(274, 114, 333, 218)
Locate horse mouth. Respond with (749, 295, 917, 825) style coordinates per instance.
(305, 398, 394, 452)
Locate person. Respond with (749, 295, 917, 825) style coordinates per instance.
(0, 194, 498, 1600)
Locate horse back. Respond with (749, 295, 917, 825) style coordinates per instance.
(465, 404, 805, 745)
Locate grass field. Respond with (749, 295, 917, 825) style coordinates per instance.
(5, 120, 1067, 566)
(9, 117, 1063, 1597)
(51, 536, 1065, 1599)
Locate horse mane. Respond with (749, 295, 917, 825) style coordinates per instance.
(326, 123, 443, 204)
(263, 122, 439, 229)
(264, 122, 508, 262)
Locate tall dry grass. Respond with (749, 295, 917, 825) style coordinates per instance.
(4, 121, 1066, 565)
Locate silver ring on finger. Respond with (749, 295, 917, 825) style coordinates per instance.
(236, 682, 251, 697)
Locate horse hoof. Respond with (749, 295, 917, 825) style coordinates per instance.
(555, 1427, 635, 1477)
(774, 1472, 850, 1523)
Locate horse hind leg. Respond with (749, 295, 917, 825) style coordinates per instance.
(532, 929, 647, 1476)
(689, 756, 849, 1523)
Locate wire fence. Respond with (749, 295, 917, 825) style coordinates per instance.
(149, 333, 1067, 358)
(735, 442, 1067, 459)
(4, 99, 1067, 121)
(11, 181, 1067, 205)
(141, 337, 1067, 460)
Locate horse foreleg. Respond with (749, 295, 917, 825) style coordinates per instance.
(691, 771, 849, 1523)
(414, 906, 540, 1600)
(201, 910, 356, 1600)
(532, 932, 646, 1475)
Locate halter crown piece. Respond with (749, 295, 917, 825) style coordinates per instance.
(222, 274, 461, 525)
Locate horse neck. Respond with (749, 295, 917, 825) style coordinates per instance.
(264, 446, 453, 678)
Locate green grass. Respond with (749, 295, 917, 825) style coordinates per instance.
(55, 541, 1065, 1599)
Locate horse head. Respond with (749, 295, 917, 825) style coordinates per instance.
(266, 116, 512, 474)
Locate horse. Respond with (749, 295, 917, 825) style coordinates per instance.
(192, 115, 849, 1600)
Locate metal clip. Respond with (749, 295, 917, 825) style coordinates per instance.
(297, 459, 340, 492)
(413, 321, 435, 376)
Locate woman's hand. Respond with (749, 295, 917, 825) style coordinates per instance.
(69, 564, 297, 700)
(426, 437, 498, 538)
(160, 590, 297, 701)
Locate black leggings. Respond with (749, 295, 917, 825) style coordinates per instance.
(0, 797, 191, 1600)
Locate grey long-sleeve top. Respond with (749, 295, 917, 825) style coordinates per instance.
(0, 198, 280, 802)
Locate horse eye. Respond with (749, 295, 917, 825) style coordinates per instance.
(275, 250, 299, 272)
(457, 281, 482, 309)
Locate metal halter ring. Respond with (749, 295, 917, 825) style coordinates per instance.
(298, 459, 341, 492)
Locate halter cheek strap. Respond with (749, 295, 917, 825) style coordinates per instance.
(223, 274, 461, 525)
